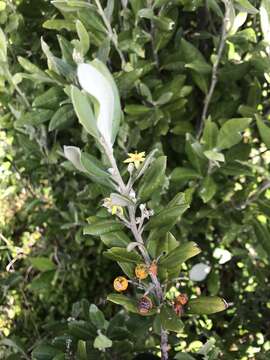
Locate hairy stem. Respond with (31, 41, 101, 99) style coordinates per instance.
(103, 142, 169, 360)
(197, 0, 230, 139)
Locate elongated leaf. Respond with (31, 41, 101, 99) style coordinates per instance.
(71, 85, 99, 139)
(49, 104, 74, 131)
(160, 305, 184, 332)
(43, 19, 76, 31)
(235, 0, 258, 14)
(199, 176, 217, 203)
(100, 231, 130, 248)
(170, 167, 200, 182)
(256, 115, 270, 148)
(160, 242, 201, 268)
(32, 344, 62, 360)
(107, 293, 138, 313)
(76, 20, 90, 55)
(80, 152, 109, 178)
(110, 193, 134, 207)
(145, 203, 190, 230)
(202, 118, 219, 149)
(33, 87, 63, 109)
(77, 60, 122, 145)
(83, 220, 123, 236)
(187, 296, 228, 315)
(89, 304, 106, 329)
(217, 118, 252, 150)
(68, 320, 96, 340)
(103, 247, 141, 263)
(138, 156, 167, 201)
(29, 257, 56, 272)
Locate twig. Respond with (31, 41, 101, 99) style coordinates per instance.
(240, 180, 270, 209)
(197, 0, 230, 139)
(6, 70, 30, 108)
(102, 139, 169, 360)
(94, 0, 126, 68)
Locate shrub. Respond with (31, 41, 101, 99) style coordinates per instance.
(1, 0, 270, 359)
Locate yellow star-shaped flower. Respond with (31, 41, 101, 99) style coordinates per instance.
(123, 151, 146, 169)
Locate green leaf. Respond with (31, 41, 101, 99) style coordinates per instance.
(76, 20, 90, 55)
(93, 333, 112, 350)
(217, 118, 252, 150)
(0, 339, 27, 358)
(160, 242, 201, 268)
(202, 118, 219, 149)
(160, 305, 184, 332)
(15, 110, 54, 127)
(29, 257, 56, 272)
(103, 247, 141, 263)
(235, 0, 258, 14)
(33, 87, 63, 109)
(84, 220, 123, 236)
(203, 150, 225, 163)
(49, 105, 74, 131)
(256, 115, 270, 148)
(100, 231, 130, 248)
(77, 340, 87, 360)
(71, 85, 99, 139)
(107, 293, 138, 313)
(187, 296, 228, 315)
(110, 193, 135, 207)
(89, 304, 107, 329)
(18, 56, 53, 83)
(68, 320, 95, 340)
(145, 195, 190, 230)
(185, 133, 207, 174)
(170, 167, 200, 182)
(199, 176, 217, 203)
(43, 19, 76, 31)
(138, 156, 167, 201)
(117, 261, 135, 278)
(185, 61, 212, 74)
(80, 152, 109, 178)
(0, 27, 7, 61)
(32, 344, 62, 360)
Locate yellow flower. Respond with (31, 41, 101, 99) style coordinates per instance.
(103, 198, 123, 216)
(111, 205, 124, 216)
(124, 151, 146, 169)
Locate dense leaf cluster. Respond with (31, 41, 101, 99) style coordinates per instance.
(1, 0, 270, 359)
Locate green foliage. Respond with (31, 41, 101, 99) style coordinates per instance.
(1, 0, 270, 359)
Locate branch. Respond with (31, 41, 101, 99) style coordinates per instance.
(94, 0, 126, 68)
(102, 141, 169, 360)
(197, 0, 230, 139)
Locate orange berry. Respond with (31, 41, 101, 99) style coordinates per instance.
(113, 276, 128, 292)
(135, 263, 149, 280)
(176, 293, 188, 305)
(138, 296, 153, 315)
(148, 261, 158, 276)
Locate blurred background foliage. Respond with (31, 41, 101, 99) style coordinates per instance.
(1, 0, 270, 359)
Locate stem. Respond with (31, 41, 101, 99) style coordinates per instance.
(197, 0, 230, 139)
(103, 142, 169, 360)
(94, 0, 126, 68)
(7, 70, 30, 108)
